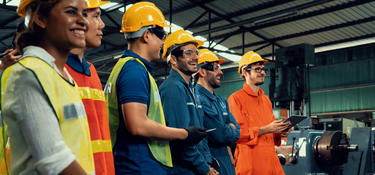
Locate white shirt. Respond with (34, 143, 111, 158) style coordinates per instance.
(2, 46, 76, 175)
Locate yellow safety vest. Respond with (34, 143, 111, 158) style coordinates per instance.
(105, 57, 172, 167)
(0, 57, 95, 174)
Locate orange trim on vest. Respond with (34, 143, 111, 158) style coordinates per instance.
(66, 63, 115, 175)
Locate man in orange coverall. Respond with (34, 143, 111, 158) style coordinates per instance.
(227, 51, 291, 175)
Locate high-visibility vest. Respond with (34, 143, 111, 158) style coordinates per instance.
(66, 63, 115, 175)
(105, 57, 173, 167)
(0, 118, 9, 175)
(0, 57, 95, 174)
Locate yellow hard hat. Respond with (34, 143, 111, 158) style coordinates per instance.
(238, 51, 268, 74)
(120, 2, 171, 33)
(17, 0, 34, 18)
(17, 0, 110, 18)
(85, 0, 110, 9)
(198, 49, 224, 65)
(162, 29, 204, 61)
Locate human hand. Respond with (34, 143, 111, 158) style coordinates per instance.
(262, 120, 290, 135)
(280, 127, 292, 137)
(1, 49, 21, 70)
(206, 167, 219, 175)
(183, 126, 207, 146)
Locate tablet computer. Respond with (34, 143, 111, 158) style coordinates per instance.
(284, 115, 307, 127)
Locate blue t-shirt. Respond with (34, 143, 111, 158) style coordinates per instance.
(113, 50, 167, 174)
(66, 53, 91, 76)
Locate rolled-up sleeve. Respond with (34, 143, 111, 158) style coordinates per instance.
(3, 68, 75, 174)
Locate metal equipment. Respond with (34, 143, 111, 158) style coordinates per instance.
(279, 127, 375, 175)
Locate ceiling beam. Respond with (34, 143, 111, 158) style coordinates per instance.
(229, 16, 375, 50)
(194, 0, 333, 36)
(188, 0, 281, 47)
(208, 0, 372, 41)
(163, 0, 216, 17)
(187, 0, 296, 30)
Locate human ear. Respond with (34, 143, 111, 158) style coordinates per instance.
(33, 13, 47, 29)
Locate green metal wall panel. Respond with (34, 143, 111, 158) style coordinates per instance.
(311, 86, 375, 114)
(310, 59, 375, 90)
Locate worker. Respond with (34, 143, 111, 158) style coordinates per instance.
(104, 2, 207, 174)
(195, 49, 240, 175)
(159, 30, 218, 175)
(65, 0, 115, 174)
(1, 0, 95, 174)
(0, 1, 116, 174)
(227, 51, 291, 175)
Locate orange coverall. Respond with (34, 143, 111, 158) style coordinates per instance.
(227, 83, 284, 175)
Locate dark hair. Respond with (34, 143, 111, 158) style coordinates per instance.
(15, 0, 60, 52)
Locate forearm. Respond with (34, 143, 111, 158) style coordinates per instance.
(122, 102, 188, 140)
(135, 119, 188, 140)
(60, 161, 86, 175)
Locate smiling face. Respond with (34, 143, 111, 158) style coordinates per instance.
(174, 44, 199, 76)
(243, 62, 266, 86)
(43, 0, 88, 51)
(205, 62, 223, 89)
(85, 7, 105, 48)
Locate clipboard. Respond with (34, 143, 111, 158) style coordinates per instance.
(284, 115, 307, 127)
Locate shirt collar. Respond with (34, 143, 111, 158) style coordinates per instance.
(122, 49, 153, 73)
(168, 68, 193, 87)
(243, 82, 264, 97)
(22, 46, 74, 83)
(66, 53, 91, 76)
(196, 84, 217, 101)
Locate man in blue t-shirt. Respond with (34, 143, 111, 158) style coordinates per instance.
(105, 2, 207, 175)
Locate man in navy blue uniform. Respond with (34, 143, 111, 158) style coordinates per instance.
(159, 30, 218, 175)
(195, 49, 240, 175)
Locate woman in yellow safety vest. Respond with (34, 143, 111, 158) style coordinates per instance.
(0, 0, 95, 174)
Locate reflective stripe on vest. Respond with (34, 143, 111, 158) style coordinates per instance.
(79, 87, 105, 101)
(1, 57, 95, 174)
(66, 63, 114, 175)
(105, 57, 173, 167)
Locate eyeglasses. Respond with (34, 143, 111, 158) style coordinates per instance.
(201, 62, 221, 72)
(245, 67, 267, 73)
(149, 27, 167, 40)
(182, 49, 199, 57)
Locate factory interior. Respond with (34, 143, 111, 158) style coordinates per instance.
(1, 0, 375, 174)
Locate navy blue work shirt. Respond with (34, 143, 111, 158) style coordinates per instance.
(66, 53, 91, 76)
(159, 69, 212, 175)
(196, 84, 240, 175)
(113, 50, 167, 174)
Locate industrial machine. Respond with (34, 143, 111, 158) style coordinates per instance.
(279, 127, 375, 175)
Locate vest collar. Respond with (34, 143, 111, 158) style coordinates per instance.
(66, 53, 91, 76)
(22, 46, 74, 83)
(122, 49, 153, 73)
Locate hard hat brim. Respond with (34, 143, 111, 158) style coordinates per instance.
(218, 59, 225, 64)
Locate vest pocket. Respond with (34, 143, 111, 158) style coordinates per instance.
(63, 102, 86, 121)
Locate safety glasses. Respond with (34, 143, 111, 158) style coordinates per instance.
(200, 62, 221, 72)
(174, 49, 199, 58)
(149, 27, 167, 40)
(245, 67, 267, 73)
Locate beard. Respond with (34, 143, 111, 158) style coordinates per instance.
(208, 76, 221, 89)
(177, 59, 197, 76)
(255, 81, 264, 86)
